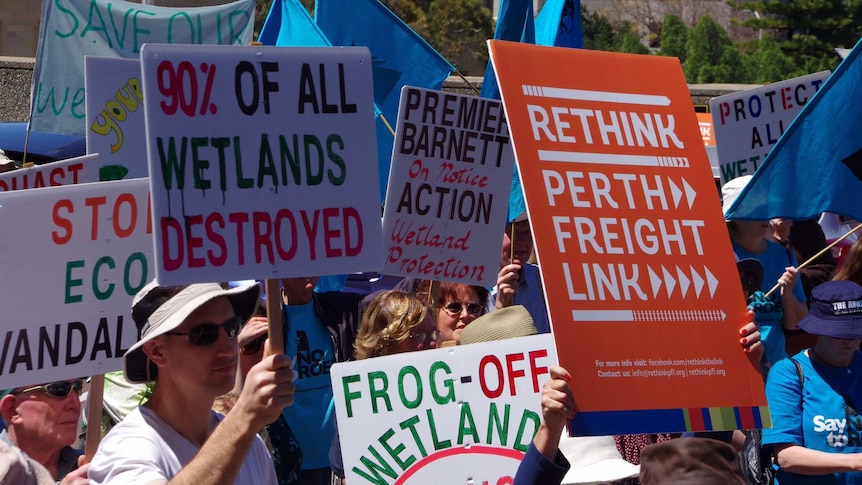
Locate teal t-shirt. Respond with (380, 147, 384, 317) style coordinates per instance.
(734, 240, 806, 367)
(282, 301, 336, 470)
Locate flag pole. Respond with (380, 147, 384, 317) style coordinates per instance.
(453, 70, 481, 95)
(378, 113, 397, 137)
(763, 222, 862, 298)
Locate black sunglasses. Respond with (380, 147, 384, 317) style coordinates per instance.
(164, 315, 243, 346)
(442, 301, 483, 316)
(241, 334, 267, 355)
(14, 379, 84, 399)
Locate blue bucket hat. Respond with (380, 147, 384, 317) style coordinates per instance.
(798, 280, 862, 339)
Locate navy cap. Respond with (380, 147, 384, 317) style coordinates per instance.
(798, 280, 862, 339)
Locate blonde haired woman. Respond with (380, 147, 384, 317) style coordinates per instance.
(330, 290, 436, 482)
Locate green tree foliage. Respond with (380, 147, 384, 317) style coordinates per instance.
(730, 0, 862, 74)
(426, 0, 494, 71)
(657, 14, 688, 62)
(684, 16, 745, 83)
(582, 5, 621, 51)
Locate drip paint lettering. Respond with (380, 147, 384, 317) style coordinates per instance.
(156, 133, 346, 199)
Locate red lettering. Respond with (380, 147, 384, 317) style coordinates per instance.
(112, 193, 137, 238)
(85, 196, 107, 240)
(206, 212, 227, 266)
(506, 353, 525, 397)
(253, 211, 275, 264)
(275, 209, 298, 260)
(528, 350, 549, 393)
(52, 199, 74, 244)
(344, 207, 362, 256)
(33, 171, 47, 188)
(49, 167, 65, 186)
(185, 214, 205, 268)
(301, 209, 320, 260)
(228, 213, 249, 265)
(479, 355, 504, 398)
(161, 217, 184, 271)
(67, 162, 83, 184)
(781, 86, 792, 110)
(323, 207, 341, 257)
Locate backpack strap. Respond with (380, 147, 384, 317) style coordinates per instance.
(791, 357, 804, 391)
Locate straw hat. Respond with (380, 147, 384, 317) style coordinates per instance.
(459, 305, 537, 344)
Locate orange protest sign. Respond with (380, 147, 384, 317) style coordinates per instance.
(489, 41, 768, 435)
(696, 112, 715, 147)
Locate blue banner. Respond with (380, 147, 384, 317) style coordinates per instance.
(259, 0, 330, 47)
(725, 38, 862, 223)
(316, 0, 454, 201)
(31, 0, 254, 135)
(535, 0, 583, 48)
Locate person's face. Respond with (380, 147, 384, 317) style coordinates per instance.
(770, 218, 793, 240)
(819, 335, 861, 363)
(148, 296, 239, 397)
(281, 277, 319, 304)
(501, 220, 534, 267)
(735, 220, 770, 240)
(394, 312, 438, 354)
(436, 286, 483, 344)
(4, 380, 82, 453)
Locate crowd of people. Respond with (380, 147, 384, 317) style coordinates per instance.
(4, 176, 862, 485)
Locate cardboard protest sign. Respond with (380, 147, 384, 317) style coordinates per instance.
(382, 87, 514, 286)
(0, 179, 152, 389)
(331, 334, 556, 484)
(30, 0, 254, 136)
(0, 154, 100, 192)
(489, 41, 768, 435)
(709, 71, 830, 184)
(141, 44, 383, 285)
(86, 57, 148, 179)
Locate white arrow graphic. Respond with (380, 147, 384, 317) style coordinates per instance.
(690, 265, 705, 297)
(676, 265, 691, 297)
(648, 265, 663, 298)
(668, 178, 683, 209)
(572, 309, 727, 322)
(704, 265, 719, 297)
(662, 265, 677, 297)
(682, 177, 697, 209)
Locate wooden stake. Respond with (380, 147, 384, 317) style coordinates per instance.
(84, 374, 105, 462)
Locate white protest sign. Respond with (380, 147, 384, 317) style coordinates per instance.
(0, 179, 152, 389)
(331, 333, 556, 485)
(709, 71, 830, 184)
(0, 154, 100, 192)
(382, 87, 514, 287)
(30, 0, 254, 135)
(141, 44, 383, 286)
(86, 57, 148, 179)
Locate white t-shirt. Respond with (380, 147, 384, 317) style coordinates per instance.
(89, 406, 277, 485)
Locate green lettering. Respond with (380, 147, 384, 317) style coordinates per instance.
(156, 136, 187, 190)
(399, 415, 428, 457)
(304, 135, 324, 185)
(398, 366, 422, 409)
(258, 134, 278, 189)
(342, 374, 361, 418)
(486, 403, 510, 446)
(326, 134, 346, 185)
(513, 409, 541, 452)
(368, 371, 392, 414)
(80, 1, 111, 47)
(352, 445, 397, 485)
(234, 136, 253, 188)
(429, 361, 455, 404)
(64, 260, 85, 303)
(93, 256, 116, 300)
(191, 137, 211, 191)
(123, 252, 148, 296)
(457, 402, 480, 444)
(425, 408, 451, 450)
(379, 427, 415, 471)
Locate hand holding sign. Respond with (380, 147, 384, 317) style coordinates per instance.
(234, 338, 296, 431)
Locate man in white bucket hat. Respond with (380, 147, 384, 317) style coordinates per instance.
(89, 281, 296, 484)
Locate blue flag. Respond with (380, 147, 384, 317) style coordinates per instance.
(315, 0, 455, 201)
(480, 0, 535, 100)
(535, 0, 583, 48)
(481, 0, 536, 222)
(259, 0, 331, 47)
(725, 37, 862, 223)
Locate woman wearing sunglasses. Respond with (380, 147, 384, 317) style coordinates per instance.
(435, 282, 490, 346)
(0, 378, 89, 484)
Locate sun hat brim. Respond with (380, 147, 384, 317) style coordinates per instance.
(124, 282, 261, 383)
